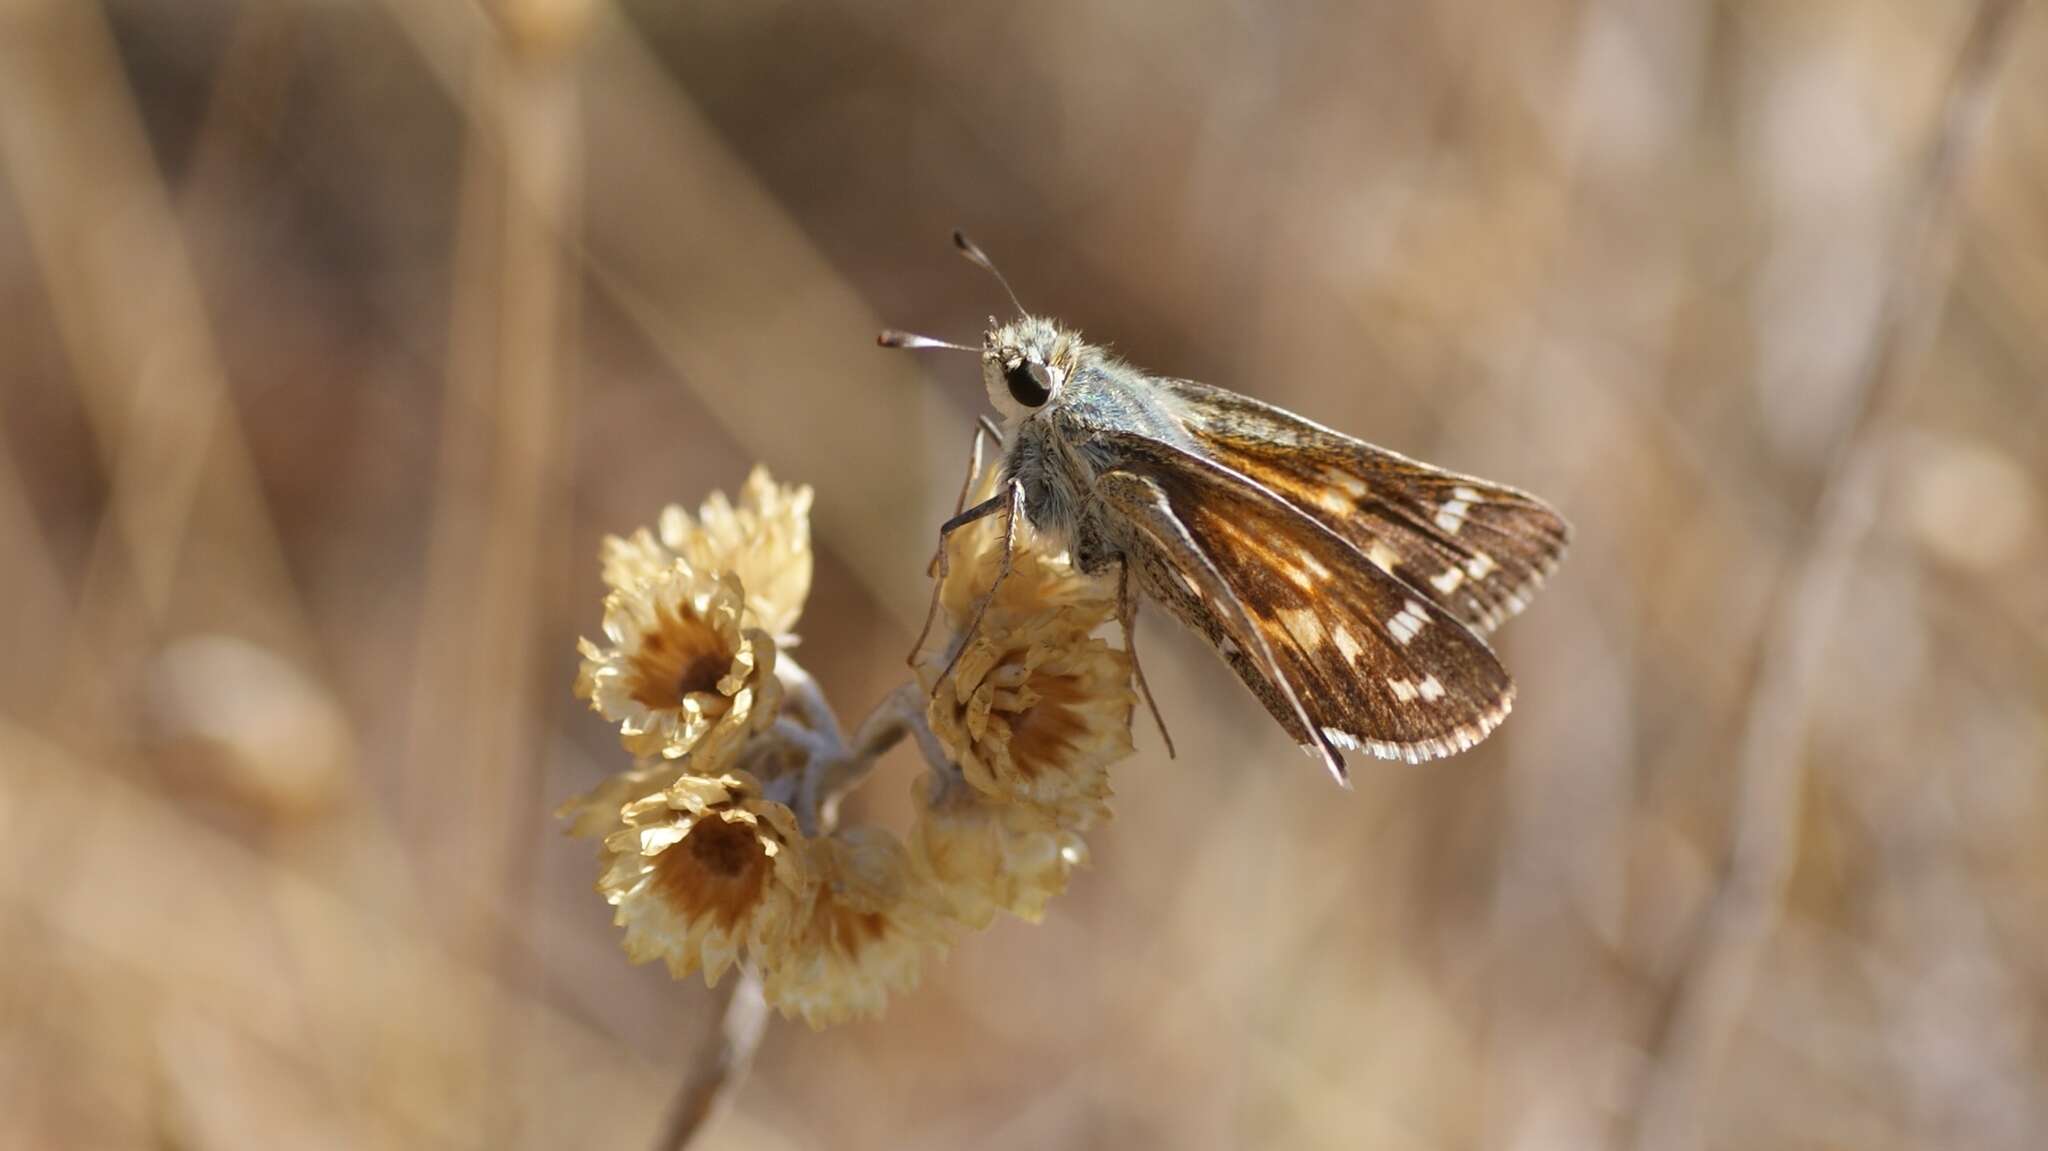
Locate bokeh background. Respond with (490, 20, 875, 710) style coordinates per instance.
(3, 1, 2046, 1148)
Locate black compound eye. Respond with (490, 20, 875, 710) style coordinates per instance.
(1005, 360, 1054, 408)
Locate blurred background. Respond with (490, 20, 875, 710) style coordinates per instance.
(3, 0, 2045, 1148)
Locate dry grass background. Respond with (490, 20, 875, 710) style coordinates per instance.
(3, 1, 2046, 1148)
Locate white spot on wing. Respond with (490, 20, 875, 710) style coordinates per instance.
(1313, 682, 1517, 764)
(1430, 567, 1465, 594)
(1314, 489, 1353, 516)
(1327, 470, 1369, 498)
(1333, 626, 1364, 662)
(1280, 607, 1324, 648)
(1464, 552, 1497, 580)
(1418, 674, 1446, 701)
(1284, 552, 1333, 590)
(1366, 540, 1400, 573)
(1387, 599, 1431, 646)
(1435, 499, 1470, 535)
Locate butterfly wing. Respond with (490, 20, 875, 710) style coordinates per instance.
(1090, 439, 1517, 774)
(1150, 377, 1570, 633)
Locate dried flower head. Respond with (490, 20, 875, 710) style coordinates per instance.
(557, 758, 677, 840)
(595, 769, 813, 985)
(763, 827, 949, 1029)
(910, 774, 1089, 928)
(570, 460, 1143, 1035)
(599, 528, 672, 594)
(921, 607, 1133, 826)
(578, 565, 782, 761)
(602, 466, 814, 638)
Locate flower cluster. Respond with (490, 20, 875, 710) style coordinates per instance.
(910, 465, 1134, 921)
(565, 462, 1136, 1028)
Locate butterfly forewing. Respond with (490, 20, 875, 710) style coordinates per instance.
(1151, 378, 1570, 633)
(1097, 434, 1518, 765)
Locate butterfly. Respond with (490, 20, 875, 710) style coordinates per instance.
(882, 233, 1570, 783)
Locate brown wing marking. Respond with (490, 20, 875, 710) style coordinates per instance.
(1154, 377, 1569, 633)
(1092, 469, 1348, 783)
(1094, 440, 1518, 766)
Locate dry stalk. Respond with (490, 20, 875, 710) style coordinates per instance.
(393, 6, 587, 1143)
(0, 0, 318, 722)
(649, 969, 771, 1151)
(401, 0, 585, 924)
(1629, 4, 2028, 1149)
(651, 675, 949, 1150)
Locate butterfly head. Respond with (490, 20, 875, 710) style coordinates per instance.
(982, 316, 1082, 422)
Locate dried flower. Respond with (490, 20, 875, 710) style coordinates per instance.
(763, 827, 949, 1028)
(920, 607, 1133, 827)
(595, 769, 812, 986)
(597, 527, 671, 594)
(569, 460, 1143, 1033)
(910, 774, 1089, 928)
(577, 565, 782, 761)
(557, 758, 678, 840)
(602, 466, 814, 639)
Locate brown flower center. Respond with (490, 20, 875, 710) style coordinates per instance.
(1003, 674, 1088, 778)
(653, 814, 770, 930)
(817, 899, 891, 955)
(628, 601, 733, 709)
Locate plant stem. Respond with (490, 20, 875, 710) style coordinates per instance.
(649, 968, 769, 1151)
(775, 656, 846, 752)
(1629, 4, 2027, 1149)
(654, 677, 945, 1149)
(798, 681, 950, 834)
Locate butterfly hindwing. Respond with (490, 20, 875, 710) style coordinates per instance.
(1091, 439, 1517, 767)
(1150, 377, 1570, 633)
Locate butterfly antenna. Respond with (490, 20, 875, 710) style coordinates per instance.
(877, 329, 977, 352)
(952, 229, 1028, 316)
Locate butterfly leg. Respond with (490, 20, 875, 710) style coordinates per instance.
(1092, 471, 1346, 783)
(1115, 557, 1176, 759)
(926, 416, 1004, 578)
(966, 416, 1004, 501)
(906, 478, 1022, 674)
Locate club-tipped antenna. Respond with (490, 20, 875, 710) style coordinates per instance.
(877, 329, 977, 353)
(952, 229, 1027, 316)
